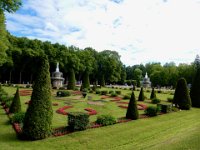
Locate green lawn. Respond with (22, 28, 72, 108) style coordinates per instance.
(0, 86, 199, 150)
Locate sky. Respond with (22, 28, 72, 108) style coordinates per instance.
(5, 0, 200, 66)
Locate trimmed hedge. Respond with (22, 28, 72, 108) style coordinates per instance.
(145, 106, 159, 117)
(96, 114, 116, 126)
(157, 103, 172, 113)
(10, 88, 22, 114)
(68, 112, 89, 131)
(11, 112, 25, 123)
(67, 68, 76, 90)
(101, 90, 108, 95)
(57, 90, 71, 97)
(151, 98, 161, 104)
(116, 90, 121, 95)
(150, 88, 156, 99)
(138, 87, 145, 101)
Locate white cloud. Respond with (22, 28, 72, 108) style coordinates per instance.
(5, 0, 200, 66)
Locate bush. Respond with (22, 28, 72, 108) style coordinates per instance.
(11, 112, 25, 123)
(82, 89, 87, 98)
(151, 98, 161, 104)
(68, 112, 89, 131)
(116, 90, 121, 95)
(111, 93, 118, 97)
(56, 90, 71, 97)
(96, 114, 116, 126)
(138, 87, 145, 101)
(126, 92, 139, 120)
(59, 87, 65, 90)
(23, 56, 53, 140)
(101, 90, 108, 95)
(67, 68, 76, 90)
(74, 87, 79, 91)
(95, 89, 101, 94)
(173, 78, 191, 110)
(157, 104, 172, 113)
(123, 95, 131, 99)
(89, 89, 93, 93)
(145, 106, 159, 117)
(167, 97, 173, 102)
(10, 88, 21, 113)
(109, 90, 114, 94)
(82, 72, 90, 89)
(150, 88, 156, 99)
(92, 85, 96, 91)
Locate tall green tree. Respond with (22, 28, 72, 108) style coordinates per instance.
(9, 87, 21, 113)
(190, 55, 200, 108)
(0, 0, 22, 13)
(23, 55, 53, 140)
(133, 68, 142, 87)
(150, 88, 156, 100)
(173, 78, 191, 110)
(126, 91, 139, 120)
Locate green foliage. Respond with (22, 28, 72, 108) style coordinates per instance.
(82, 71, 90, 89)
(126, 92, 139, 120)
(190, 56, 200, 108)
(9, 87, 21, 113)
(67, 68, 76, 90)
(145, 106, 159, 117)
(100, 75, 105, 87)
(151, 98, 161, 104)
(56, 90, 71, 97)
(167, 97, 173, 102)
(68, 112, 89, 131)
(173, 78, 191, 110)
(95, 89, 101, 94)
(11, 112, 25, 123)
(116, 90, 121, 95)
(23, 56, 53, 140)
(150, 88, 156, 99)
(123, 94, 131, 99)
(157, 104, 172, 113)
(111, 92, 118, 97)
(96, 114, 116, 126)
(0, 0, 22, 13)
(82, 88, 87, 98)
(101, 90, 108, 95)
(109, 90, 114, 94)
(138, 87, 145, 101)
(92, 85, 96, 91)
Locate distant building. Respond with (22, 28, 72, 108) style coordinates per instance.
(51, 63, 64, 89)
(141, 72, 151, 88)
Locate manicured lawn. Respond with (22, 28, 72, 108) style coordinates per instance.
(1, 86, 199, 150)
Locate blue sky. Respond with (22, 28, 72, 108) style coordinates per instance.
(5, 0, 200, 66)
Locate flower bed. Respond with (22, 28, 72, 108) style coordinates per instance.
(19, 90, 32, 96)
(110, 96, 122, 102)
(56, 106, 73, 115)
(118, 104, 148, 110)
(52, 103, 59, 106)
(13, 123, 22, 134)
(117, 101, 129, 104)
(71, 91, 82, 95)
(138, 104, 147, 110)
(101, 95, 110, 99)
(84, 108, 97, 115)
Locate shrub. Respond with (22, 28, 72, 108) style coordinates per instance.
(74, 87, 79, 91)
(11, 112, 25, 123)
(101, 90, 108, 95)
(23, 56, 53, 140)
(123, 95, 131, 99)
(190, 58, 200, 108)
(173, 78, 191, 110)
(95, 89, 101, 94)
(150, 88, 156, 99)
(126, 92, 139, 120)
(82, 88, 87, 98)
(111, 93, 118, 97)
(10, 88, 21, 113)
(145, 106, 159, 117)
(89, 89, 93, 93)
(82, 71, 90, 89)
(138, 87, 145, 101)
(167, 97, 173, 102)
(96, 114, 116, 126)
(151, 98, 161, 104)
(67, 68, 76, 90)
(68, 112, 89, 131)
(109, 90, 114, 94)
(56, 90, 71, 97)
(59, 87, 65, 90)
(157, 104, 172, 113)
(92, 85, 96, 91)
(116, 90, 121, 95)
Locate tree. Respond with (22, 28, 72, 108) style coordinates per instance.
(133, 68, 142, 87)
(126, 91, 139, 120)
(9, 87, 21, 113)
(67, 68, 76, 90)
(190, 55, 200, 108)
(173, 78, 191, 110)
(138, 87, 145, 101)
(23, 55, 53, 140)
(150, 88, 156, 99)
(0, 0, 22, 13)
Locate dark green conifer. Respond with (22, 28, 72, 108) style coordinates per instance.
(9, 87, 21, 113)
(173, 78, 191, 110)
(100, 74, 105, 87)
(150, 88, 156, 99)
(126, 91, 139, 120)
(82, 71, 90, 89)
(138, 87, 145, 101)
(190, 55, 200, 108)
(23, 56, 53, 140)
(67, 68, 76, 90)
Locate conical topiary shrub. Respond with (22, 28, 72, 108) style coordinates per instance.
(173, 78, 191, 110)
(190, 56, 200, 108)
(126, 91, 139, 120)
(82, 71, 90, 89)
(22, 56, 53, 140)
(9, 87, 21, 113)
(67, 68, 76, 90)
(138, 87, 145, 101)
(150, 88, 156, 99)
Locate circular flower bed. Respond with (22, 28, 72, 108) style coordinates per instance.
(56, 106, 73, 115)
(84, 108, 97, 115)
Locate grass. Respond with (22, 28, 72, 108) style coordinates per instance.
(0, 86, 199, 149)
